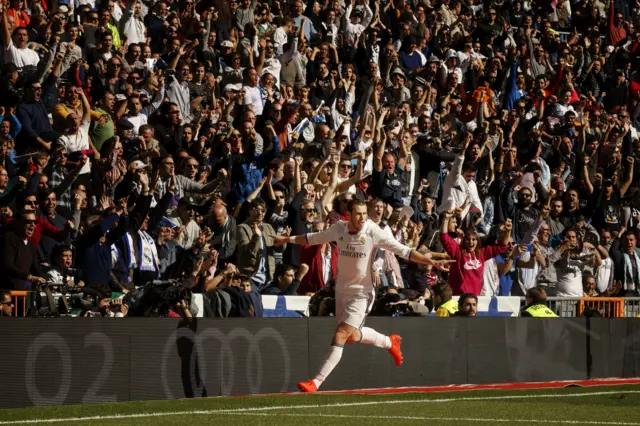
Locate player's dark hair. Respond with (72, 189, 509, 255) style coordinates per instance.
(347, 199, 367, 214)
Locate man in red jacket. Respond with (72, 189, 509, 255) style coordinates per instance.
(3, 193, 71, 248)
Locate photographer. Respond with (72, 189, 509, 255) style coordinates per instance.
(372, 287, 431, 317)
(85, 297, 129, 318)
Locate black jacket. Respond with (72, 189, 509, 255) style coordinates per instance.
(1, 231, 43, 290)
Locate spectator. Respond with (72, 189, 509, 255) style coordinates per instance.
(554, 228, 602, 296)
(439, 212, 510, 295)
(455, 293, 478, 317)
(261, 263, 308, 295)
(0, 291, 14, 316)
(236, 198, 280, 292)
(208, 202, 237, 264)
(521, 287, 558, 317)
(433, 282, 458, 317)
(1, 211, 46, 290)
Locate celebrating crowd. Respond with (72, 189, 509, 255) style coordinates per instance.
(0, 0, 639, 318)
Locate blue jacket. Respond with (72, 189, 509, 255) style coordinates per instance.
(227, 135, 281, 206)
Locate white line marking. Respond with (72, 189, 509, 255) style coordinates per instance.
(224, 413, 640, 425)
(1, 390, 638, 425)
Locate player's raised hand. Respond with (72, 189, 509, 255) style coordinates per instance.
(431, 259, 455, 272)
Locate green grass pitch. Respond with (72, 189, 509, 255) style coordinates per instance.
(0, 384, 638, 425)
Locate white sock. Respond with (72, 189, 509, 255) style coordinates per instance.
(359, 327, 392, 349)
(312, 344, 344, 388)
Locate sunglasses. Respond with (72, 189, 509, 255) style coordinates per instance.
(24, 219, 37, 225)
(1, 301, 13, 306)
(301, 208, 317, 213)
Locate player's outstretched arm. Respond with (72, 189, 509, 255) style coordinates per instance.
(273, 222, 344, 247)
(409, 250, 456, 272)
(274, 233, 309, 247)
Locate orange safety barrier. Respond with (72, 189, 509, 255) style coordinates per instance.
(7, 290, 30, 317)
(578, 297, 625, 318)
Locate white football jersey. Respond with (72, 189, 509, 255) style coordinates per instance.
(306, 220, 412, 296)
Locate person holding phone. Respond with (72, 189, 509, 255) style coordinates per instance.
(553, 228, 602, 297)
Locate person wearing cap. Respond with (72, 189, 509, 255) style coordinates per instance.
(223, 83, 241, 98)
(155, 214, 189, 278)
(386, 69, 411, 104)
(171, 196, 201, 249)
(437, 49, 463, 91)
(116, 116, 135, 142)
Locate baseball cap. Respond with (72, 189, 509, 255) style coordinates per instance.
(159, 216, 180, 228)
(221, 40, 234, 48)
(129, 160, 149, 171)
(178, 196, 196, 208)
(116, 118, 134, 130)
(223, 83, 242, 93)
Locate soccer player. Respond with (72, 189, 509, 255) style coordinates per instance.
(274, 199, 453, 393)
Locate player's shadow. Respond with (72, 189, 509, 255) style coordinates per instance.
(176, 319, 208, 398)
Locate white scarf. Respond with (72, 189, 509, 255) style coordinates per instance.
(118, 231, 160, 281)
(623, 250, 640, 291)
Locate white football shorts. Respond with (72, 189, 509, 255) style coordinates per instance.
(335, 292, 375, 329)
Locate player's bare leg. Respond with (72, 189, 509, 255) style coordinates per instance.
(299, 324, 403, 393)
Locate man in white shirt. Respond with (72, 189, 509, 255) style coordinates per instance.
(273, 17, 294, 56)
(57, 88, 96, 176)
(550, 90, 576, 120)
(438, 133, 483, 220)
(342, 0, 373, 46)
(2, 12, 40, 69)
(275, 199, 451, 393)
(242, 67, 264, 116)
